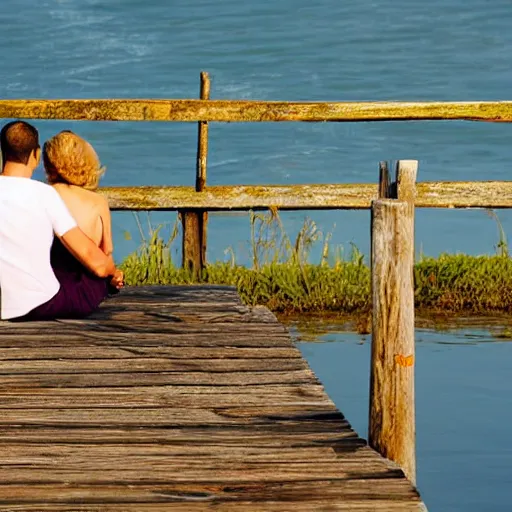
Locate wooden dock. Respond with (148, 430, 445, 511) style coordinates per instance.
(0, 285, 425, 511)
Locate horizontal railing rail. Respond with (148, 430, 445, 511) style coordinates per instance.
(101, 181, 512, 211)
(1, 99, 512, 123)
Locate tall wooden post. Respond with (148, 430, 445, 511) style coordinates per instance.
(369, 160, 418, 486)
(181, 71, 211, 274)
(196, 71, 211, 266)
(395, 159, 418, 216)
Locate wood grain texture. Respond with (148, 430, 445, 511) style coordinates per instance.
(379, 161, 391, 199)
(181, 210, 203, 273)
(369, 200, 416, 485)
(196, 72, 211, 192)
(396, 161, 418, 208)
(99, 181, 512, 211)
(0, 286, 424, 510)
(181, 72, 211, 273)
(0, 503, 427, 511)
(197, 72, 210, 266)
(0, 97, 510, 122)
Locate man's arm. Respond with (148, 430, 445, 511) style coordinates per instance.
(45, 187, 117, 279)
(59, 227, 116, 278)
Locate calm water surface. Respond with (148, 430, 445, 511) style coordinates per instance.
(2, 0, 512, 509)
(296, 328, 512, 512)
(3, 0, 512, 261)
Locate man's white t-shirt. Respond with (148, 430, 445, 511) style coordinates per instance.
(0, 176, 77, 320)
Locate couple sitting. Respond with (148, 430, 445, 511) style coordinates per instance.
(0, 120, 123, 321)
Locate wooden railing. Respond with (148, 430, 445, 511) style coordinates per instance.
(2, 98, 512, 122)
(101, 181, 512, 211)
(3, 71, 512, 487)
(3, 74, 512, 270)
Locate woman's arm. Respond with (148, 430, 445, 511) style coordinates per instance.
(96, 195, 123, 289)
(98, 196, 114, 257)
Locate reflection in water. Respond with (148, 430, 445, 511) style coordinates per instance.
(292, 322, 512, 512)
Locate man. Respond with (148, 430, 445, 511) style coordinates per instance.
(0, 120, 122, 320)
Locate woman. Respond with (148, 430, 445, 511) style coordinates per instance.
(44, 130, 114, 255)
(41, 131, 123, 316)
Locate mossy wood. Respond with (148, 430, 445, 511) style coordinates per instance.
(100, 181, 512, 210)
(1, 98, 512, 122)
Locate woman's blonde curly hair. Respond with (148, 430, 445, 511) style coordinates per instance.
(43, 131, 105, 190)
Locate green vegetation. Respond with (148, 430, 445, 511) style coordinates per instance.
(120, 211, 512, 315)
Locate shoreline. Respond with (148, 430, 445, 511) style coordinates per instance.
(121, 253, 512, 319)
(119, 213, 512, 326)
(279, 310, 512, 336)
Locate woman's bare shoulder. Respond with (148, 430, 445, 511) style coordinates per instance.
(53, 184, 107, 209)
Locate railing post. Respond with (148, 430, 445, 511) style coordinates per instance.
(181, 71, 211, 274)
(395, 159, 418, 213)
(369, 160, 418, 486)
(378, 161, 390, 199)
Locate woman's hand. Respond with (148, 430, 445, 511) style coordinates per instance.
(110, 269, 124, 290)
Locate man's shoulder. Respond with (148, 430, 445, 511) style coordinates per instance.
(25, 179, 63, 202)
(0, 177, 54, 193)
(17, 180, 67, 210)
(31, 179, 57, 192)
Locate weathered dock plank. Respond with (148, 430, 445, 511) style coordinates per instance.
(0, 285, 425, 511)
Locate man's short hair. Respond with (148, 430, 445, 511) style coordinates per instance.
(0, 121, 39, 166)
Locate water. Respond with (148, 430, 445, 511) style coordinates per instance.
(1, 0, 512, 508)
(3, 0, 512, 262)
(296, 327, 512, 511)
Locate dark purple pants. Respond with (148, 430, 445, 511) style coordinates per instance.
(17, 272, 108, 321)
(13, 238, 112, 321)
(15, 268, 109, 321)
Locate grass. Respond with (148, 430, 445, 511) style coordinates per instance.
(120, 210, 512, 315)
